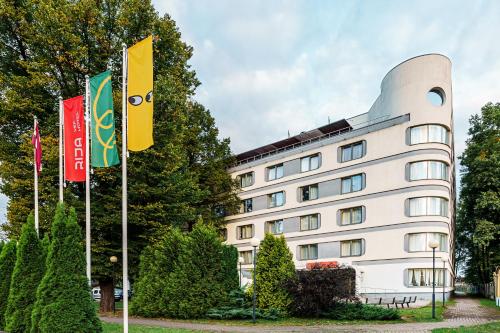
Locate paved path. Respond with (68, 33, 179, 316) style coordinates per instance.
(101, 297, 500, 332)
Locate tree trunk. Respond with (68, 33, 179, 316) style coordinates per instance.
(99, 278, 114, 313)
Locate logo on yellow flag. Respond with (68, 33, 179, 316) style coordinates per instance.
(127, 35, 153, 151)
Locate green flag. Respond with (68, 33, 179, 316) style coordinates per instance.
(90, 71, 119, 167)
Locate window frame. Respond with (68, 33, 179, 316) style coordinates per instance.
(408, 196, 449, 217)
(267, 163, 284, 181)
(340, 239, 364, 257)
(409, 160, 449, 181)
(266, 219, 284, 235)
(238, 172, 254, 188)
(407, 232, 448, 252)
(240, 198, 253, 213)
(409, 124, 450, 146)
(340, 141, 365, 162)
(239, 250, 253, 264)
(339, 206, 364, 226)
(298, 244, 318, 260)
(300, 184, 319, 202)
(237, 224, 254, 240)
(407, 268, 446, 287)
(341, 173, 364, 194)
(300, 153, 321, 173)
(300, 214, 320, 231)
(268, 191, 285, 208)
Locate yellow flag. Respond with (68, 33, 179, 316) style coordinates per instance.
(127, 35, 153, 151)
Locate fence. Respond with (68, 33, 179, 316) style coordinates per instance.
(455, 282, 494, 299)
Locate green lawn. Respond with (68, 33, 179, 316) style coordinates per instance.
(103, 322, 201, 333)
(479, 298, 500, 311)
(397, 300, 455, 322)
(431, 321, 500, 333)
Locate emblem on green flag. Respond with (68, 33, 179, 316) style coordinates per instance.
(90, 71, 120, 167)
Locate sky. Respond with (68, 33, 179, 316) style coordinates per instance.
(1, 0, 499, 229)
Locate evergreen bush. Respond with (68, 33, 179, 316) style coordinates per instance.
(0, 240, 17, 329)
(31, 204, 101, 333)
(130, 228, 186, 317)
(5, 215, 45, 333)
(164, 223, 238, 318)
(286, 267, 357, 317)
(323, 303, 400, 320)
(255, 234, 295, 313)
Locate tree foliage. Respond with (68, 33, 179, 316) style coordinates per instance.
(0, 0, 239, 305)
(31, 204, 101, 333)
(5, 214, 45, 333)
(0, 240, 16, 329)
(255, 233, 295, 313)
(456, 102, 500, 283)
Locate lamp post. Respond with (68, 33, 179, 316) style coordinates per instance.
(110, 256, 118, 314)
(428, 240, 439, 319)
(250, 237, 260, 323)
(442, 256, 447, 307)
(238, 257, 244, 287)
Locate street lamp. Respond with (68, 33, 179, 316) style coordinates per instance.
(428, 240, 439, 319)
(238, 257, 245, 287)
(442, 256, 447, 307)
(250, 237, 260, 323)
(110, 255, 118, 314)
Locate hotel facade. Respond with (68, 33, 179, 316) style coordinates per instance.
(224, 54, 455, 300)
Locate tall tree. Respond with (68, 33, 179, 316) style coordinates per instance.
(0, 0, 239, 311)
(0, 241, 17, 329)
(456, 102, 500, 284)
(31, 204, 101, 333)
(255, 233, 295, 313)
(5, 214, 45, 333)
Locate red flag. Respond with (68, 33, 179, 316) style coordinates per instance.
(32, 119, 42, 175)
(63, 96, 86, 182)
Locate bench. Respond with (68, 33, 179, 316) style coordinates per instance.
(394, 296, 407, 308)
(380, 297, 396, 309)
(404, 296, 417, 308)
(365, 297, 382, 305)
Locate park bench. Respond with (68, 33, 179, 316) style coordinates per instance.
(365, 297, 382, 305)
(380, 297, 396, 308)
(404, 296, 417, 308)
(394, 296, 407, 308)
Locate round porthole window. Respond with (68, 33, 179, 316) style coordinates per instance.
(427, 88, 445, 107)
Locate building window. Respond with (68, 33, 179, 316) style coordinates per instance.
(409, 197, 448, 217)
(268, 191, 285, 208)
(340, 206, 363, 225)
(410, 124, 450, 145)
(239, 250, 253, 264)
(300, 184, 318, 201)
(266, 219, 283, 235)
(427, 88, 445, 107)
(300, 154, 320, 172)
(341, 174, 364, 194)
(300, 214, 320, 231)
(238, 172, 254, 188)
(220, 228, 228, 241)
(408, 268, 445, 287)
(341, 141, 364, 162)
(240, 198, 253, 213)
(341, 239, 363, 257)
(299, 244, 318, 260)
(407, 233, 448, 252)
(237, 224, 253, 240)
(267, 163, 284, 181)
(409, 161, 449, 181)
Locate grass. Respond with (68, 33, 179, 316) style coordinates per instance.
(479, 298, 499, 311)
(397, 300, 455, 322)
(431, 321, 500, 333)
(103, 322, 201, 333)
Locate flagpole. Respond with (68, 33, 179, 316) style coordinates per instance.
(121, 43, 129, 333)
(59, 97, 64, 202)
(34, 117, 39, 236)
(85, 75, 92, 285)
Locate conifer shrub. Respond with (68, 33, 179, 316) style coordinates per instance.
(163, 223, 238, 318)
(30, 204, 101, 333)
(5, 215, 45, 333)
(323, 303, 400, 320)
(255, 234, 295, 313)
(130, 228, 186, 317)
(286, 267, 357, 317)
(0, 240, 17, 329)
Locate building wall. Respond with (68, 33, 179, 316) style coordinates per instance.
(225, 54, 455, 300)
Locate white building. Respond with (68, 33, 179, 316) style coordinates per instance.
(224, 54, 455, 300)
